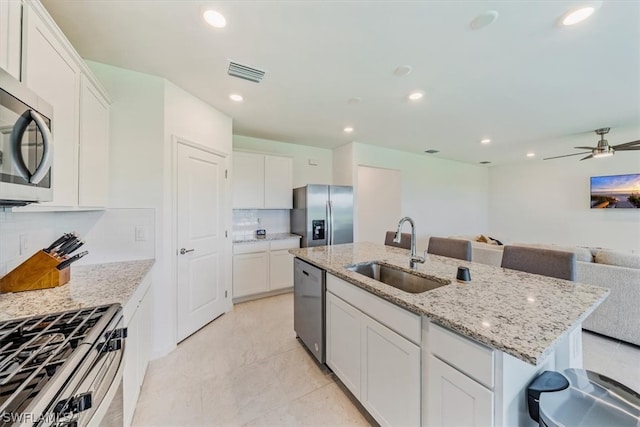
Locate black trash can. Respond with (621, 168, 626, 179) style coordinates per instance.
(528, 369, 640, 426)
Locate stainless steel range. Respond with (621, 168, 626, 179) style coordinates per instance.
(0, 304, 125, 426)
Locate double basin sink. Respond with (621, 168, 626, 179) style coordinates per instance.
(346, 262, 448, 294)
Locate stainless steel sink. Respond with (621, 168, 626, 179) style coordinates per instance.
(346, 262, 448, 293)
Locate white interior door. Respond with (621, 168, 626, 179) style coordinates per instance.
(176, 143, 227, 341)
(356, 166, 401, 244)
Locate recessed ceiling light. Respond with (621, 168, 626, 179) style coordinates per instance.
(203, 9, 227, 28)
(408, 91, 424, 101)
(480, 138, 491, 144)
(343, 127, 354, 133)
(526, 152, 536, 158)
(347, 97, 362, 105)
(393, 65, 413, 77)
(562, 6, 595, 26)
(470, 10, 499, 30)
(229, 94, 243, 102)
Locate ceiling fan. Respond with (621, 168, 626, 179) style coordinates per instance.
(544, 127, 640, 161)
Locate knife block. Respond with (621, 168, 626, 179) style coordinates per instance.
(0, 250, 70, 293)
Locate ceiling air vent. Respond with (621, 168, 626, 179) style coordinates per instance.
(228, 61, 265, 83)
(479, 161, 492, 164)
(424, 149, 439, 154)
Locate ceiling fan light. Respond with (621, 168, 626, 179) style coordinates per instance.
(593, 150, 614, 158)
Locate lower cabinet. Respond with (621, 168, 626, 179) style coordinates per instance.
(426, 355, 493, 427)
(232, 238, 299, 299)
(122, 274, 152, 427)
(326, 274, 421, 427)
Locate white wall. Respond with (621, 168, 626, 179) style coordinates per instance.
(233, 135, 332, 187)
(88, 62, 233, 359)
(356, 166, 401, 244)
(351, 143, 490, 249)
(489, 153, 640, 252)
(333, 143, 354, 186)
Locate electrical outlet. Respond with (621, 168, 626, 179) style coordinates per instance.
(19, 235, 28, 255)
(135, 226, 148, 242)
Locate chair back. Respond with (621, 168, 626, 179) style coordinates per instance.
(427, 237, 472, 261)
(501, 245, 576, 281)
(384, 231, 411, 250)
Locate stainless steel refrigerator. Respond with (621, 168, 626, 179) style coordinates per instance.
(291, 185, 353, 247)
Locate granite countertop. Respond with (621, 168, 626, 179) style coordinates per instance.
(290, 243, 609, 365)
(233, 233, 301, 244)
(0, 259, 155, 321)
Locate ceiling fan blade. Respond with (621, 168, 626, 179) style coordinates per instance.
(580, 154, 594, 161)
(574, 146, 597, 150)
(615, 146, 640, 151)
(543, 152, 591, 160)
(611, 140, 640, 149)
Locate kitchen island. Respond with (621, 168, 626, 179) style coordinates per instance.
(290, 243, 609, 426)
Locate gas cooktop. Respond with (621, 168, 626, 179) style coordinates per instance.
(0, 304, 124, 426)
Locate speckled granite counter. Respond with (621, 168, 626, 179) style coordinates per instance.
(0, 259, 155, 321)
(233, 233, 301, 244)
(290, 243, 609, 365)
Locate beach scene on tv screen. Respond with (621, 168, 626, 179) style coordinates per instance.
(591, 173, 640, 208)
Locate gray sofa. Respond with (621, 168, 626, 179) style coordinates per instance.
(459, 238, 640, 346)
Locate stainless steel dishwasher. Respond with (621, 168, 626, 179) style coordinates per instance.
(294, 258, 326, 364)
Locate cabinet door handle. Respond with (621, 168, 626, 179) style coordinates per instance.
(180, 248, 195, 255)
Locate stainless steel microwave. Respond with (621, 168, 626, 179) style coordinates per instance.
(0, 67, 53, 207)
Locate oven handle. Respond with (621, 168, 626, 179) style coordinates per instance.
(9, 109, 53, 184)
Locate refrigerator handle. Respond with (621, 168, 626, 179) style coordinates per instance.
(327, 200, 334, 245)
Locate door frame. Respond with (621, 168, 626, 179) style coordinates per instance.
(171, 135, 233, 343)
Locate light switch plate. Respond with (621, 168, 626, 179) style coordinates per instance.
(135, 226, 148, 242)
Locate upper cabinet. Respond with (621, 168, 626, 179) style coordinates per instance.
(0, 0, 22, 79)
(78, 74, 109, 207)
(23, 4, 81, 207)
(16, 1, 111, 210)
(232, 152, 292, 209)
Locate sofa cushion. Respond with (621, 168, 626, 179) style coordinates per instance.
(515, 243, 593, 263)
(595, 250, 640, 269)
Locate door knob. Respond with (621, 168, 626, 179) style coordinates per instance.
(180, 248, 195, 255)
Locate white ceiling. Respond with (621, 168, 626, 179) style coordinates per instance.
(41, 0, 640, 166)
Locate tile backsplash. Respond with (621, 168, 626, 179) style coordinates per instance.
(233, 209, 290, 240)
(0, 208, 155, 276)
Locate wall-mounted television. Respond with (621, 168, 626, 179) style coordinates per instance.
(590, 173, 640, 208)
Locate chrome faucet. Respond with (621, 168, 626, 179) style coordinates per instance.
(394, 216, 425, 269)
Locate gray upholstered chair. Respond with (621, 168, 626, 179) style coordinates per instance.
(501, 245, 576, 281)
(427, 237, 472, 261)
(384, 231, 412, 250)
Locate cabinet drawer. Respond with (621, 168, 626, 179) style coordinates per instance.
(327, 274, 421, 345)
(429, 322, 494, 389)
(233, 242, 269, 254)
(270, 239, 300, 251)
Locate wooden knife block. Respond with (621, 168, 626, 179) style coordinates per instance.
(0, 250, 70, 293)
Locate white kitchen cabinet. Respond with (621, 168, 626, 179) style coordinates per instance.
(326, 292, 361, 399)
(264, 155, 293, 208)
(78, 74, 109, 207)
(326, 274, 421, 426)
(0, 0, 22, 79)
(232, 152, 264, 209)
(361, 314, 421, 427)
(426, 355, 493, 427)
(232, 151, 292, 209)
(23, 4, 80, 208)
(233, 249, 269, 298)
(18, 2, 111, 211)
(233, 239, 299, 299)
(122, 273, 153, 427)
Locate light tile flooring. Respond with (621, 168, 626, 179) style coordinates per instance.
(132, 293, 640, 426)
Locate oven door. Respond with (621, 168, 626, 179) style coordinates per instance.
(34, 317, 125, 427)
(0, 68, 53, 206)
